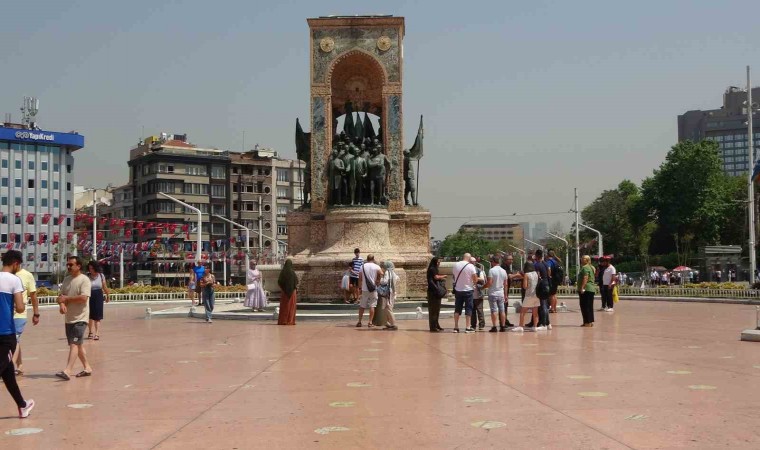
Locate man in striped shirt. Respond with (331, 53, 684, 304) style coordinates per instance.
(350, 248, 363, 303)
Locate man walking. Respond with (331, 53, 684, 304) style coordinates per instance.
(452, 253, 478, 333)
(350, 248, 363, 304)
(55, 256, 93, 380)
(470, 257, 486, 331)
(0, 250, 35, 417)
(356, 254, 382, 328)
(11, 265, 39, 375)
(484, 255, 508, 332)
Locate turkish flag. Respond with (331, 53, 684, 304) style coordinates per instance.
(181, 224, 189, 232)
(97, 232, 104, 240)
(80, 232, 89, 240)
(168, 223, 177, 233)
(38, 233, 47, 244)
(125, 229, 132, 238)
(136, 222, 144, 229)
(10, 233, 16, 242)
(110, 218, 118, 228)
(52, 233, 60, 244)
(59, 214, 67, 223)
(42, 214, 51, 224)
(157, 227, 164, 235)
(138, 228, 146, 237)
(66, 232, 74, 242)
(26, 214, 35, 224)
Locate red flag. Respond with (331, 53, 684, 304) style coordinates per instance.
(181, 224, 189, 232)
(138, 228, 146, 237)
(125, 229, 132, 238)
(66, 232, 74, 242)
(9, 233, 16, 242)
(157, 227, 164, 235)
(119, 219, 126, 227)
(24, 233, 31, 242)
(168, 223, 177, 233)
(110, 218, 118, 228)
(100, 217, 108, 225)
(80, 232, 89, 240)
(136, 222, 144, 229)
(0, 212, 3, 222)
(26, 214, 35, 224)
(38, 234, 46, 244)
(42, 213, 51, 224)
(97, 232, 104, 240)
(59, 214, 67, 223)
(52, 233, 60, 244)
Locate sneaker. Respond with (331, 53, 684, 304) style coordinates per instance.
(464, 327, 475, 333)
(355, 322, 362, 328)
(505, 321, 515, 327)
(547, 324, 553, 330)
(499, 326, 507, 332)
(489, 327, 498, 333)
(453, 328, 460, 333)
(19, 399, 35, 418)
(206, 318, 212, 323)
(525, 326, 536, 332)
(606, 308, 614, 313)
(510, 326, 524, 332)
(535, 326, 547, 331)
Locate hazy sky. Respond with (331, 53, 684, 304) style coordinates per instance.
(2, 0, 759, 239)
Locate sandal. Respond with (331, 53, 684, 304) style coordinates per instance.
(14, 368, 23, 376)
(55, 371, 70, 381)
(355, 322, 362, 328)
(94, 335, 100, 341)
(87, 333, 94, 340)
(75, 370, 92, 378)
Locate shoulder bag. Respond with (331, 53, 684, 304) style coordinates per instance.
(363, 264, 376, 293)
(452, 262, 471, 296)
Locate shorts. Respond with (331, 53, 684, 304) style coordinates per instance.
(65, 322, 88, 345)
(549, 282, 558, 295)
(454, 290, 474, 316)
(360, 291, 378, 309)
(195, 283, 203, 294)
(14, 318, 27, 341)
(349, 276, 359, 287)
(188, 283, 196, 290)
(488, 294, 505, 313)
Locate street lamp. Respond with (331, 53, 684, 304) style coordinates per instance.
(505, 244, 525, 267)
(546, 231, 570, 282)
(577, 222, 603, 258)
(524, 238, 544, 252)
(83, 186, 112, 261)
(213, 214, 250, 278)
(745, 66, 758, 284)
(158, 192, 202, 262)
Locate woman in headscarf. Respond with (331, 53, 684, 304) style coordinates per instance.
(277, 259, 298, 325)
(379, 260, 400, 330)
(426, 257, 446, 332)
(244, 260, 267, 312)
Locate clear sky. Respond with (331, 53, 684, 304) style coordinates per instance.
(2, 0, 759, 239)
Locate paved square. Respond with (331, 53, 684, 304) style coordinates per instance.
(2, 300, 759, 449)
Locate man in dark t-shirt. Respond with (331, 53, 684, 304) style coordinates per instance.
(533, 250, 551, 329)
(499, 254, 519, 328)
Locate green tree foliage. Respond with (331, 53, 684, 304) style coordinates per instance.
(438, 230, 496, 260)
(581, 180, 638, 256)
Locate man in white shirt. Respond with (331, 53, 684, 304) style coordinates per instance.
(484, 254, 508, 332)
(452, 253, 478, 333)
(601, 257, 617, 312)
(356, 254, 383, 328)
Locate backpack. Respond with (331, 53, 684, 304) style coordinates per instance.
(551, 261, 564, 286)
(535, 261, 551, 300)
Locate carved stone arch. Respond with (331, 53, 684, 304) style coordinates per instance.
(326, 49, 388, 117)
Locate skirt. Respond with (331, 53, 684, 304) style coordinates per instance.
(278, 291, 297, 325)
(89, 289, 105, 321)
(244, 282, 267, 309)
(522, 294, 540, 309)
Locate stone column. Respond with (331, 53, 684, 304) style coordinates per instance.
(309, 88, 331, 214)
(383, 83, 404, 212)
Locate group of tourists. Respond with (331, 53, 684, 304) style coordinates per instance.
(1, 250, 117, 419)
(339, 248, 401, 330)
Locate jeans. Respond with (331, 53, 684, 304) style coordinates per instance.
(203, 287, 215, 320)
(600, 285, 613, 309)
(579, 291, 595, 324)
(538, 297, 551, 326)
(470, 297, 485, 329)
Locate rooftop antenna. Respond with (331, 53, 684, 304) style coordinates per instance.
(20, 96, 39, 129)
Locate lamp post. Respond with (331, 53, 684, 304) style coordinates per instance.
(577, 222, 603, 258)
(213, 214, 250, 279)
(546, 231, 570, 283)
(524, 238, 544, 252)
(83, 186, 112, 261)
(158, 192, 202, 262)
(746, 66, 757, 284)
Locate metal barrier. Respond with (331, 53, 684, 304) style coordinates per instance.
(37, 291, 245, 306)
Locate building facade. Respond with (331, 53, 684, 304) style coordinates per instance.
(0, 123, 84, 279)
(678, 86, 760, 177)
(460, 222, 524, 244)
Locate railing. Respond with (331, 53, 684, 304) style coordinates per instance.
(36, 291, 245, 306)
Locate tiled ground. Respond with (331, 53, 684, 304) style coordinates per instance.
(1, 299, 759, 449)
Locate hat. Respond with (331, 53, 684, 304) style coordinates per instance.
(470, 257, 477, 263)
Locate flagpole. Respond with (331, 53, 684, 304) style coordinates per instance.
(415, 158, 420, 205)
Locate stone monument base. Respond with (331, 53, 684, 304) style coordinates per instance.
(286, 207, 432, 302)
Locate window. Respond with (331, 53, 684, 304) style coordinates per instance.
(41, 180, 47, 189)
(15, 179, 21, 188)
(28, 179, 34, 188)
(264, 204, 271, 212)
(66, 200, 71, 208)
(277, 225, 288, 235)
(53, 181, 59, 190)
(28, 161, 35, 170)
(183, 183, 209, 195)
(277, 206, 289, 216)
(276, 169, 289, 182)
(211, 185, 225, 197)
(211, 223, 225, 234)
(0, 197, 6, 206)
(26, 234, 34, 242)
(41, 253, 48, 262)
(277, 187, 288, 198)
(41, 161, 47, 171)
(66, 165, 71, 173)
(1, 160, 7, 168)
(185, 165, 207, 176)
(54, 163, 60, 172)
(0, 234, 5, 243)
(212, 204, 226, 215)
(15, 160, 21, 169)
(53, 199, 59, 208)
(1, 178, 7, 187)
(211, 166, 225, 179)
(67, 182, 71, 191)
(158, 164, 175, 174)
(41, 198, 48, 207)
(264, 222, 271, 230)
(28, 198, 35, 207)
(15, 213, 21, 223)
(53, 217, 58, 225)
(263, 186, 271, 194)
(67, 218, 71, 226)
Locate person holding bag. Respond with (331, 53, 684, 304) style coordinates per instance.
(378, 261, 400, 330)
(86, 261, 109, 341)
(356, 255, 382, 328)
(452, 253, 478, 333)
(426, 257, 447, 332)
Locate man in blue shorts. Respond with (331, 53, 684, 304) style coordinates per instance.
(452, 253, 478, 333)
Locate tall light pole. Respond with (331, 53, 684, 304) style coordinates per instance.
(747, 66, 756, 284)
(84, 186, 111, 261)
(578, 222, 603, 258)
(525, 238, 544, 252)
(546, 231, 570, 283)
(158, 192, 202, 262)
(574, 188, 580, 273)
(213, 214, 250, 278)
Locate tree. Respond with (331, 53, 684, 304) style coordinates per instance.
(640, 140, 742, 254)
(581, 180, 638, 256)
(438, 231, 496, 260)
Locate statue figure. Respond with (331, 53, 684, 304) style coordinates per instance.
(359, 143, 371, 204)
(403, 149, 417, 206)
(351, 144, 368, 205)
(342, 144, 357, 204)
(328, 144, 346, 205)
(368, 145, 391, 205)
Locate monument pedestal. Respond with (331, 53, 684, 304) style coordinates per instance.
(287, 207, 431, 302)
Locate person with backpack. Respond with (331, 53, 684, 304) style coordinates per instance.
(546, 249, 563, 313)
(532, 249, 551, 330)
(469, 257, 487, 331)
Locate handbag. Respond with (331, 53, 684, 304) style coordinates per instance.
(434, 280, 447, 298)
(452, 262, 471, 296)
(377, 273, 391, 298)
(612, 285, 619, 303)
(362, 265, 376, 293)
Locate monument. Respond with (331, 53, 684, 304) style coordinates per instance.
(287, 15, 432, 301)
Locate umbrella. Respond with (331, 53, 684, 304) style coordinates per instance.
(672, 266, 692, 272)
(650, 266, 667, 272)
